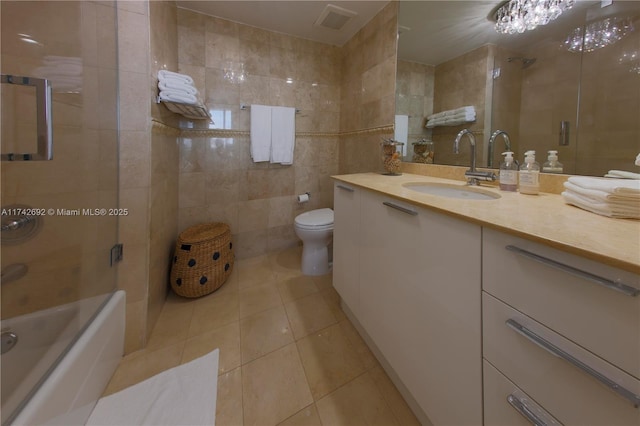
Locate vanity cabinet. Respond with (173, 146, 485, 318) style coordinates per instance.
(482, 228, 640, 425)
(333, 182, 361, 317)
(333, 185, 483, 425)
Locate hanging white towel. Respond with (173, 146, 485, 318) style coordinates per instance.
(270, 106, 296, 165)
(394, 115, 409, 156)
(250, 105, 272, 162)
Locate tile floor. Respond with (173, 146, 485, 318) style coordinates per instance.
(104, 246, 420, 426)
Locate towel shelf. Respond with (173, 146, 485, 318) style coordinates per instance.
(157, 97, 213, 122)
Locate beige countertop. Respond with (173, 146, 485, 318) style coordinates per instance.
(333, 172, 640, 274)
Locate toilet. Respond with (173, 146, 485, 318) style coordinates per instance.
(294, 208, 334, 276)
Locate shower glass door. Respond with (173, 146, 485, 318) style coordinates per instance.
(0, 1, 119, 424)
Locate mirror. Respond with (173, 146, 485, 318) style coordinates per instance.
(396, 1, 640, 176)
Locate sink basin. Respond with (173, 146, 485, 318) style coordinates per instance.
(403, 182, 501, 200)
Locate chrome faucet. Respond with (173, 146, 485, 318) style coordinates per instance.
(488, 130, 512, 168)
(454, 129, 497, 186)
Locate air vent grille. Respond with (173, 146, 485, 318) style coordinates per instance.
(314, 4, 358, 31)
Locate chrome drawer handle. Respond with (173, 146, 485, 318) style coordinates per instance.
(505, 245, 639, 297)
(336, 184, 355, 192)
(383, 201, 418, 216)
(506, 319, 640, 408)
(507, 394, 559, 426)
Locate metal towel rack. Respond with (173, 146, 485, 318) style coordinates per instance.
(240, 104, 301, 114)
(1, 74, 53, 161)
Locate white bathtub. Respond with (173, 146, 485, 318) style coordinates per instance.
(4, 290, 125, 426)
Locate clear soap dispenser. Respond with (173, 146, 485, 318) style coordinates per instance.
(499, 151, 518, 192)
(542, 150, 563, 173)
(519, 150, 540, 195)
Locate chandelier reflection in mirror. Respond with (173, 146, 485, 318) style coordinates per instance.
(495, 0, 575, 34)
(564, 16, 634, 53)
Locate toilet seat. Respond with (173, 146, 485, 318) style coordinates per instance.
(294, 208, 334, 229)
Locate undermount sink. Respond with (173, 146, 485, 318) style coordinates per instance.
(403, 182, 501, 200)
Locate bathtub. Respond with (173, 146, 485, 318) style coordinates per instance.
(2, 290, 125, 426)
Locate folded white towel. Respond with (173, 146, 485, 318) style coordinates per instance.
(250, 105, 272, 162)
(562, 190, 640, 219)
(158, 70, 194, 85)
(159, 90, 198, 105)
(158, 80, 198, 96)
(270, 106, 296, 165)
(568, 176, 640, 196)
(606, 170, 640, 180)
(43, 55, 82, 64)
(425, 114, 475, 128)
(563, 182, 640, 206)
(427, 106, 475, 121)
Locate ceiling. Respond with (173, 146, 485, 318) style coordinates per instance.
(175, 1, 391, 46)
(176, 0, 605, 65)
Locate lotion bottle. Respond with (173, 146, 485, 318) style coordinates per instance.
(499, 151, 518, 192)
(542, 150, 563, 173)
(519, 150, 540, 195)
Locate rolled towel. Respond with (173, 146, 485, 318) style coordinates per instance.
(158, 80, 198, 96)
(158, 70, 194, 85)
(568, 176, 640, 196)
(159, 90, 198, 105)
(605, 170, 640, 180)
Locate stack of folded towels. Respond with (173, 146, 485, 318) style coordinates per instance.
(562, 176, 640, 219)
(33, 55, 82, 93)
(157, 70, 201, 105)
(426, 106, 476, 128)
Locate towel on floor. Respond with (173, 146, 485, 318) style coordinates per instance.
(270, 106, 296, 164)
(158, 70, 194, 85)
(87, 350, 219, 426)
(250, 104, 272, 162)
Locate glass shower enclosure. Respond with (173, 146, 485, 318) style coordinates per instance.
(1, 1, 119, 424)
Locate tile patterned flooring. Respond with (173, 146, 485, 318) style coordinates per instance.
(104, 246, 420, 426)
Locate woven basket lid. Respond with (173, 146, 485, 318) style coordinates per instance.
(179, 223, 229, 243)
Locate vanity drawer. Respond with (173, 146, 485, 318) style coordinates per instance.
(483, 360, 561, 426)
(483, 292, 640, 425)
(482, 227, 640, 378)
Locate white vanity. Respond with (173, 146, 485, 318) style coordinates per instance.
(332, 173, 640, 426)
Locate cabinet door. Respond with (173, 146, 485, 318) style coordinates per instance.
(333, 182, 361, 317)
(359, 190, 483, 426)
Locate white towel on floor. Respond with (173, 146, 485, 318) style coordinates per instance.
(87, 349, 219, 426)
(250, 104, 272, 162)
(270, 106, 296, 164)
(158, 70, 194, 85)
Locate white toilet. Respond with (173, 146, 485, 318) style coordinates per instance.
(294, 208, 334, 276)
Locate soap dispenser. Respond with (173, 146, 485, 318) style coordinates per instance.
(499, 151, 518, 192)
(542, 150, 564, 173)
(519, 150, 540, 195)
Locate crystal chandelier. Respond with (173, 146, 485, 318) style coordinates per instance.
(563, 16, 634, 53)
(495, 0, 575, 34)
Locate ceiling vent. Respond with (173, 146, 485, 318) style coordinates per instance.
(314, 4, 358, 31)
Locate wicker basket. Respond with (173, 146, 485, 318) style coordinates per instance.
(170, 222, 234, 298)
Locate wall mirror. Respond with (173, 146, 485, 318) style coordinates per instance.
(395, 0, 640, 176)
